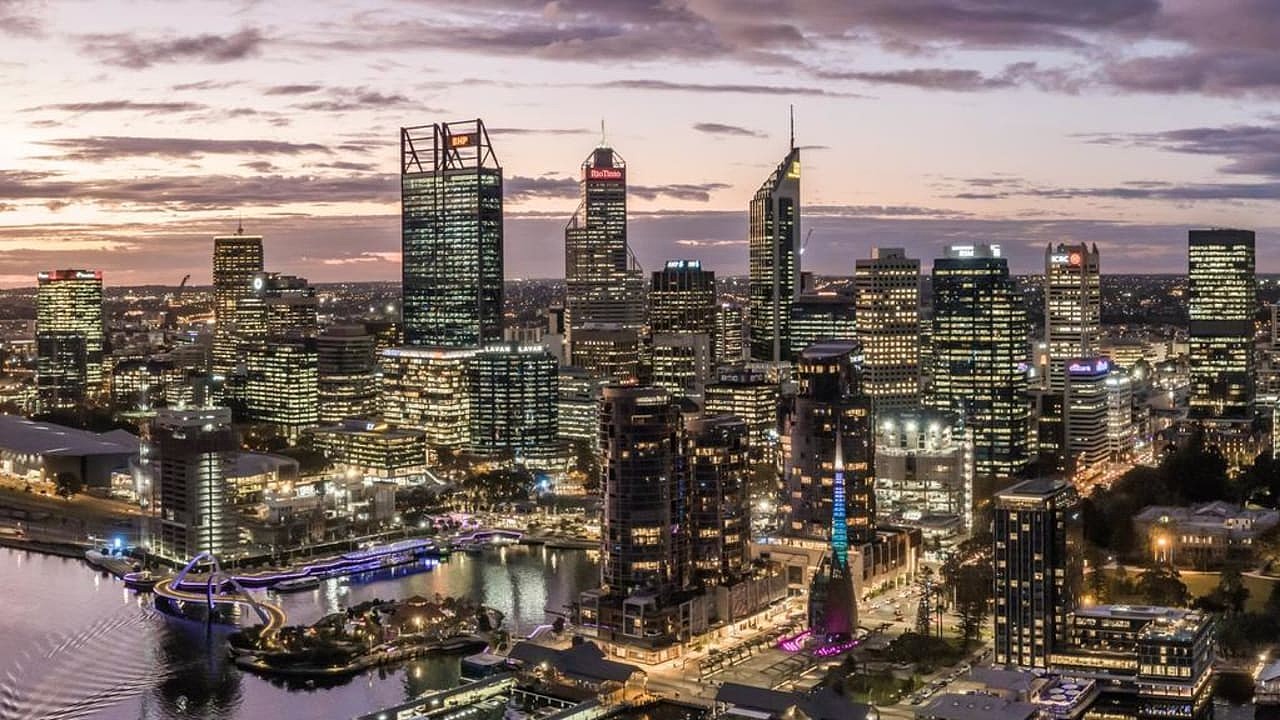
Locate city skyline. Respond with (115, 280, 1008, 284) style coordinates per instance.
(4, 1, 1280, 286)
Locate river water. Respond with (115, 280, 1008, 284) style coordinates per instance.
(0, 545, 599, 720)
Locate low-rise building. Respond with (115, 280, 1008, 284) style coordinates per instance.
(0, 414, 138, 488)
(1134, 501, 1280, 569)
(309, 419, 428, 485)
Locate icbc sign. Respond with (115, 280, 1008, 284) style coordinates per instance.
(586, 167, 624, 182)
(448, 133, 476, 149)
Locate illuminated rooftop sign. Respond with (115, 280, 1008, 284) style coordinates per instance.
(586, 167, 624, 182)
(1067, 357, 1111, 375)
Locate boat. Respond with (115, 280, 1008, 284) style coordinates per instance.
(272, 576, 321, 593)
(123, 570, 158, 591)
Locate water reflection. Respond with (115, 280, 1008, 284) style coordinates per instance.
(0, 546, 598, 720)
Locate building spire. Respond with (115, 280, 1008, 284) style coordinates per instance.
(599, 118, 607, 148)
(236, 215, 244, 236)
(789, 104, 795, 150)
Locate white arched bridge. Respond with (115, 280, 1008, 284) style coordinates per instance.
(152, 552, 287, 644)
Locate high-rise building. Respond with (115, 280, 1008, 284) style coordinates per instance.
(212, 227, 263, 378)
(855, 248, 921, 414)
(382, 344, 560, 465)
(599, 385, 688, 596)
(1064, 357, 1111, 475)
(565, 144, 645, 375)
(567, 327, 642, 382)
(789, 292, 857, 359)
(930, 245, 1030, 503)
(1044, 244, 1101, 393)
(686, 415, 750, 587)
(784, 341, 874, 543)
(748, 140, 801, 363)
(381, 347, 475, 459)
(557, 366, 605, 444)
(1188, 228, 1256, 421)
(237, 273, 319, 438)
(1105, 371, 1136, 463)
(715, 303, 746, 365)
(309, 419, 427, 485)
(993, 477, 1080, 669)
(150, 407, 238, 561)
(650, 260, 716, 337)
(650, 333, 713, 402)
(35, 269, 104, 410)
(469, 343, 559, 463)
(704, 366, 780, 456)
(317, 324, 380, 423)
(874, 409, 972, 531)
(401, 120, 504, 347)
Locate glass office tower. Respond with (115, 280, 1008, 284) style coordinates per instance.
(400, 120, 504, 347)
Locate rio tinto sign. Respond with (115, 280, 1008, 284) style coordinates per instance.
(586, 167, 624, 182)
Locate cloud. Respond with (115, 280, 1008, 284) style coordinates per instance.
(506, 176, 579, 202)
(22, 100, 207, 114)
(693, 122, 765, 138)
(489, 127, 592, 136)
(80, 28, 264, 69)
(0, 169, 396, 210)
(0, 0, 41, 37)
(598, 79, 855, 97)
(38, 136, 331, 161)
(295, 88, 417, 112)
(171, 80, 241, 91)
(1081, 124, 1280, 178)
(265, 84, 325, 95)
(631, 183, 731, 202)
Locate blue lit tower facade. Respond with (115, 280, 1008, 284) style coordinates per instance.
(808, 424, 858, 642)
(748, 141, 801, 363)
(400, 120, 504, 347)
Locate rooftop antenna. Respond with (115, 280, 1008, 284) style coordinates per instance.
(236, 215, 244, 236)
(789, 104, 795, 150)
(599, 118, 607, 148)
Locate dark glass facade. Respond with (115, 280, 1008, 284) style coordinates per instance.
(401, 120, 504, 347)
(930, 245, 1030, 503)
(748, 146, 800, 363)
(992, 477, 1080, 669)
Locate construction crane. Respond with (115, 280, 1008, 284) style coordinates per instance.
(799, 228, 814, 255)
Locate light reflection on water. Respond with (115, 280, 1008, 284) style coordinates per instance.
(0, 546, 598, 720)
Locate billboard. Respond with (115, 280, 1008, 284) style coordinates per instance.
(586, 166, 624, 182)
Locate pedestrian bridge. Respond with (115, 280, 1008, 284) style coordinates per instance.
(151, 552, 287, 644)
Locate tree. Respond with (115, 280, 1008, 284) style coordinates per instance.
(54, 472, 83, 498)
(957, 597, 987, 648)
(1137, 564, 1190, 607)
(915, 567, 937, 637)
(1216, 566, 1250, 614)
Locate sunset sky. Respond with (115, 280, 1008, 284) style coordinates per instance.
(3, 0, 1280, 286)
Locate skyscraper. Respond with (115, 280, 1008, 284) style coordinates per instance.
(565, 143, 645, 375)
(686, 415, 750, 587)
(784, 341, 874, 543)
(1064, 357, 1111, 475)
(599, 385, 688, 597)
(789, 292, 857, 358)
(211, 227, 263, 378)
(930, 245, 1030, 503)
(1188, 228, 1256, 421)
(650, 260, 716, 337)
(150, 407, 238, 561)
(35, 269, 104, 410)
(468, 343, 559, 463)
(704, 366, 781, 456)
(317, 324, 380, 423)
(401, 120, 504, 347)
(874, 409, 972, 530)
(855, 248, 921, 414)
(1044, 243, 1101, 393)
(237, 273, 319, 438)
(715, 303, 746, 364)
(748, 137, 801, 363)
(993, 477, 1080, 669)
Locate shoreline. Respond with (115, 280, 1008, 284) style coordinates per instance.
(0, 536, 90, 560)
(231, 636, 488, 679)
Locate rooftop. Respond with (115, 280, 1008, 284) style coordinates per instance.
(919, 693, 1037, 720)
(507, 641, 642, 685)
(996, 476, 1071, 501)
(0, 415, 138, 457)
